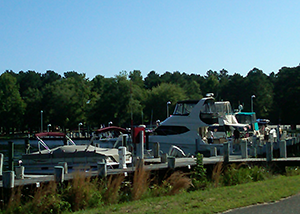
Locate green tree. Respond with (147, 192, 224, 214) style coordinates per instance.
(0, 72, 26, 133)
(245, 68, 273, 118)
(144, 71, 161, 89)
(274, 66, 300, 125)
(144, 83, 187, 125)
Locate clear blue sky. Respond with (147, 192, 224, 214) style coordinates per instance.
(1, 0, 299, 79)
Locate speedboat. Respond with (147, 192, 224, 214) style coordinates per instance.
(92, 126, 131, 148)
(148, 94, 219, 156)
(21, 132, 132, 174)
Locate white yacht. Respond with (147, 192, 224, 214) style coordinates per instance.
(148, 94, 219, 156)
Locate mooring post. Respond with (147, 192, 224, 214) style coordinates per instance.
(167, 156, 175, 169)
(241, 140, 248, 159)
(3, 171, 15, 204)
(97, 161, 107, 178)
(0, 153, 3, 176)
(8, 141, 14, 171)
(136, 130, 144, 160)
(195, 138, 200, 153)
(54, 166, 64, 183)
(223, 142, 229, 163)
(153, 142, 160, 158)
(210, 146, 217, 157)
(161, 153, 167, 163)
(15, 166, 24, 179)
(24, 138, 30, 154)
(58, 162, 68, 174)
(118, 146, 127, 169)
(279, 140, 287, 158)
(266, 141, 273, 162)
(122, 134, 127, 147)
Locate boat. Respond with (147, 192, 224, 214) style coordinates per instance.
(148, 93, 220, 156)
(148, 95, 249, 156)
(21, 132, 132, 174)
(92, 126, 131, 148)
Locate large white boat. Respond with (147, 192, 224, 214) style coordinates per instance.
(21, 132, 132, 174)
(148, 96, 249, 156)
(148, 94, 220, 156)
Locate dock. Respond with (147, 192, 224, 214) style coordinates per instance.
(2, 154, 300, 188)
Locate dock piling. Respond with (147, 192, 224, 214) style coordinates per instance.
(241, 140, 248, 159)
(161, 153, 167, 163)
(266, 142, 273, 162)
(97, 161, 107, 178)
(15, 166, 24, 179)
(280, 140, 287, 158)
(8, 141, 14, 171)
(136, 131, 144, 160)
(0, 153, 3, 176)
(118, 146, 127, 169)
(153, 142, 160, 158)
(223, 142, 229, 163)
(167, 156, 175, 169)
(54, 166, 64, 183)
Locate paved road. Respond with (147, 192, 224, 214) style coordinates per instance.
(224, 194, 300, 214)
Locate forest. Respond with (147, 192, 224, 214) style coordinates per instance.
(0, 65, 299, 134)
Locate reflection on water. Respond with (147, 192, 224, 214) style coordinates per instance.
(0, 138, 90, 171)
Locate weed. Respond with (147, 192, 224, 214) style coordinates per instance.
(131, 163, 150, 200)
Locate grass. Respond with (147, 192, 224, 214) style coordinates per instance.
(72, 174, 300, 214)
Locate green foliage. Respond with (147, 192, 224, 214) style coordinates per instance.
(285, 166, 300, 176)
(191, 153, 208, 189)
(221, 164, 268, 186)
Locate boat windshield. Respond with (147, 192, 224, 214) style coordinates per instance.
(173, 100, 198, 115)
(215, 101, 233, 116)
(199, 98, 218, 124)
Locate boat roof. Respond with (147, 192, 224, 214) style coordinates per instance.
(35, 132, 66, 137)
(95, 126, 128, 134)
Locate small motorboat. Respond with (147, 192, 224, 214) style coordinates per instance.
(21, 132, 132, 174)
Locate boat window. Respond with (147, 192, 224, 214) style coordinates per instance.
(173, 101, 198, 115)
(199, 99, 218, 124)
(153, 126, 190, 135)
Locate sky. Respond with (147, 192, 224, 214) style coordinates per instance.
(1, 0, 300, 80)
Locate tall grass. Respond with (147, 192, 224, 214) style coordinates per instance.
(131, 162, 150, 200)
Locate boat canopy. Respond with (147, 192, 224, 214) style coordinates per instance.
(35, 132, 66, 137)
(95, 126, 128, 134)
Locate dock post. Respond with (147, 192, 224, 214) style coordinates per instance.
(8, 141, 14, 171)
(54, 166, 64, 183)
(3, 171, 15, 204)
(223, 142, 229, 163)
(161, 153, 167, 163)
(58, 162, 68, 174)
(15, 166, 24, 179)
(195, 138, 199, 153)
(210, 146, 217, 157)
(136, 131, 144, 160)
(118, 146, 127, 169)
(241, 140, 248, 159)
(153, 142, 160, 158)
(279, 140, 287, 158)
(0, 153, 3, 176)
(97, 161, 107, 178)
(266, 142, 273, 162)
(167, 156, 175, 169)
(122, 134, 127, 147)
(24, 138, 30, 154)
(3, 171, 15, 188)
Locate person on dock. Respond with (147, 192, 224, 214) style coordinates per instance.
(264, 125, 270, 143)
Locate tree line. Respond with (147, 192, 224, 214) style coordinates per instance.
(0, 65, 299, 134)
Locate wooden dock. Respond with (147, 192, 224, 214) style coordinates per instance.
(2, 154, 300, 188)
